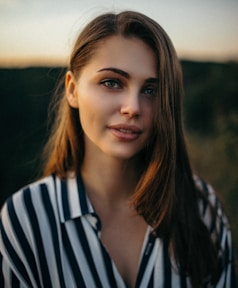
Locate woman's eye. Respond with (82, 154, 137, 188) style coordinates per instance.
(101, 79, 121, 89)
(142, 86, 157, 97)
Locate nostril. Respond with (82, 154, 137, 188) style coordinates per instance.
(120, 106, 140, 118)
(120, 97, 140, 117)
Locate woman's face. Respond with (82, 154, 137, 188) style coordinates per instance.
(66, 35, 158, 161)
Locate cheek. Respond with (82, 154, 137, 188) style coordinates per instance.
(78, 95, 107, 128)
(143, 102, 154, 125)
(79, 104, 97, 126)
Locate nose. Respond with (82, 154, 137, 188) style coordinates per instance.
(120, 89, 141, 118)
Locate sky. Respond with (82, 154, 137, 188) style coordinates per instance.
(0, 0, 238, 67)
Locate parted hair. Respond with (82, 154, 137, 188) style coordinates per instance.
(43, 11, 219, 287)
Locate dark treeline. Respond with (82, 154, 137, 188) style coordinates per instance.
(1, 61, 238, 276)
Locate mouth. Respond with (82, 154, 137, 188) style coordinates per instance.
(108, 124, 142, 141)
(117, 128, 138, 134)
(109, 124, 142, 134)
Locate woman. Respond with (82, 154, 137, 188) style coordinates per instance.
(0, 10, 235, 288)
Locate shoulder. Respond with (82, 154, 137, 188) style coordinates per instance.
(0, 175, 64, 286)
(0, 173, 88, 236)
(194, 176, 236, 286)
(194, 175, 227, 221)
(1, 175, 57, 217)
(193, 175, 231, 251)
(0, 175, 59, 242)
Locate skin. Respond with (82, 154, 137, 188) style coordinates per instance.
(66, 35, 158, 287)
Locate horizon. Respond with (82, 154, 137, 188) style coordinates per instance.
(1, 58, 238, 69)
(1, 0, 238, 68)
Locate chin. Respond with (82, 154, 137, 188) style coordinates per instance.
(104, 148, 143, 161)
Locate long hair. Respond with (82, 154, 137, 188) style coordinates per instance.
(43, 11, 218, 287)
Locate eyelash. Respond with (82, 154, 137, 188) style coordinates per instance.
(100, 79, 121, 89)
(100, 78, 157, 97)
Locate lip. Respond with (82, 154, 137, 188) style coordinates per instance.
(108, 124, 142, 141)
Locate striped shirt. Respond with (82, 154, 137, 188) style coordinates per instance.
(0, 174, 235, 287)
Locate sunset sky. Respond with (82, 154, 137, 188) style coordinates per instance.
(1, 0, 238, 67)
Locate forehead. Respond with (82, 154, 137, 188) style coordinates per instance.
(82, 35, 157, 78)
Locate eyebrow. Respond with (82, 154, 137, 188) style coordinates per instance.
(97, 67, 159, 83)
(97, 67, 130, 78)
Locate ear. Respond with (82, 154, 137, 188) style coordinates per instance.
(65, 71, 79, 108)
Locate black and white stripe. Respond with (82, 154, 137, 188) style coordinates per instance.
(0, 175, 235, 287)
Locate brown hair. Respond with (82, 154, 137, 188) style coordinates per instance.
(43, 11, 218, 287)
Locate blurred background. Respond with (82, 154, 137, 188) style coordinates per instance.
(1, 0, 238, 279)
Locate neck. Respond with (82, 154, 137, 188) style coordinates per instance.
(80, 154, 141, 207)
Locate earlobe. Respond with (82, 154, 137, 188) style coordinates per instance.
(65, 71, 79, 108)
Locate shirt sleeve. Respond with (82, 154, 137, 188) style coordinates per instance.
(0, 252, 24, 288)
(0, 193, 38, 288)
(195, 176, 236, 288)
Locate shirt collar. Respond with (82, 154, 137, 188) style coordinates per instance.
(55, 174, 96, 223)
